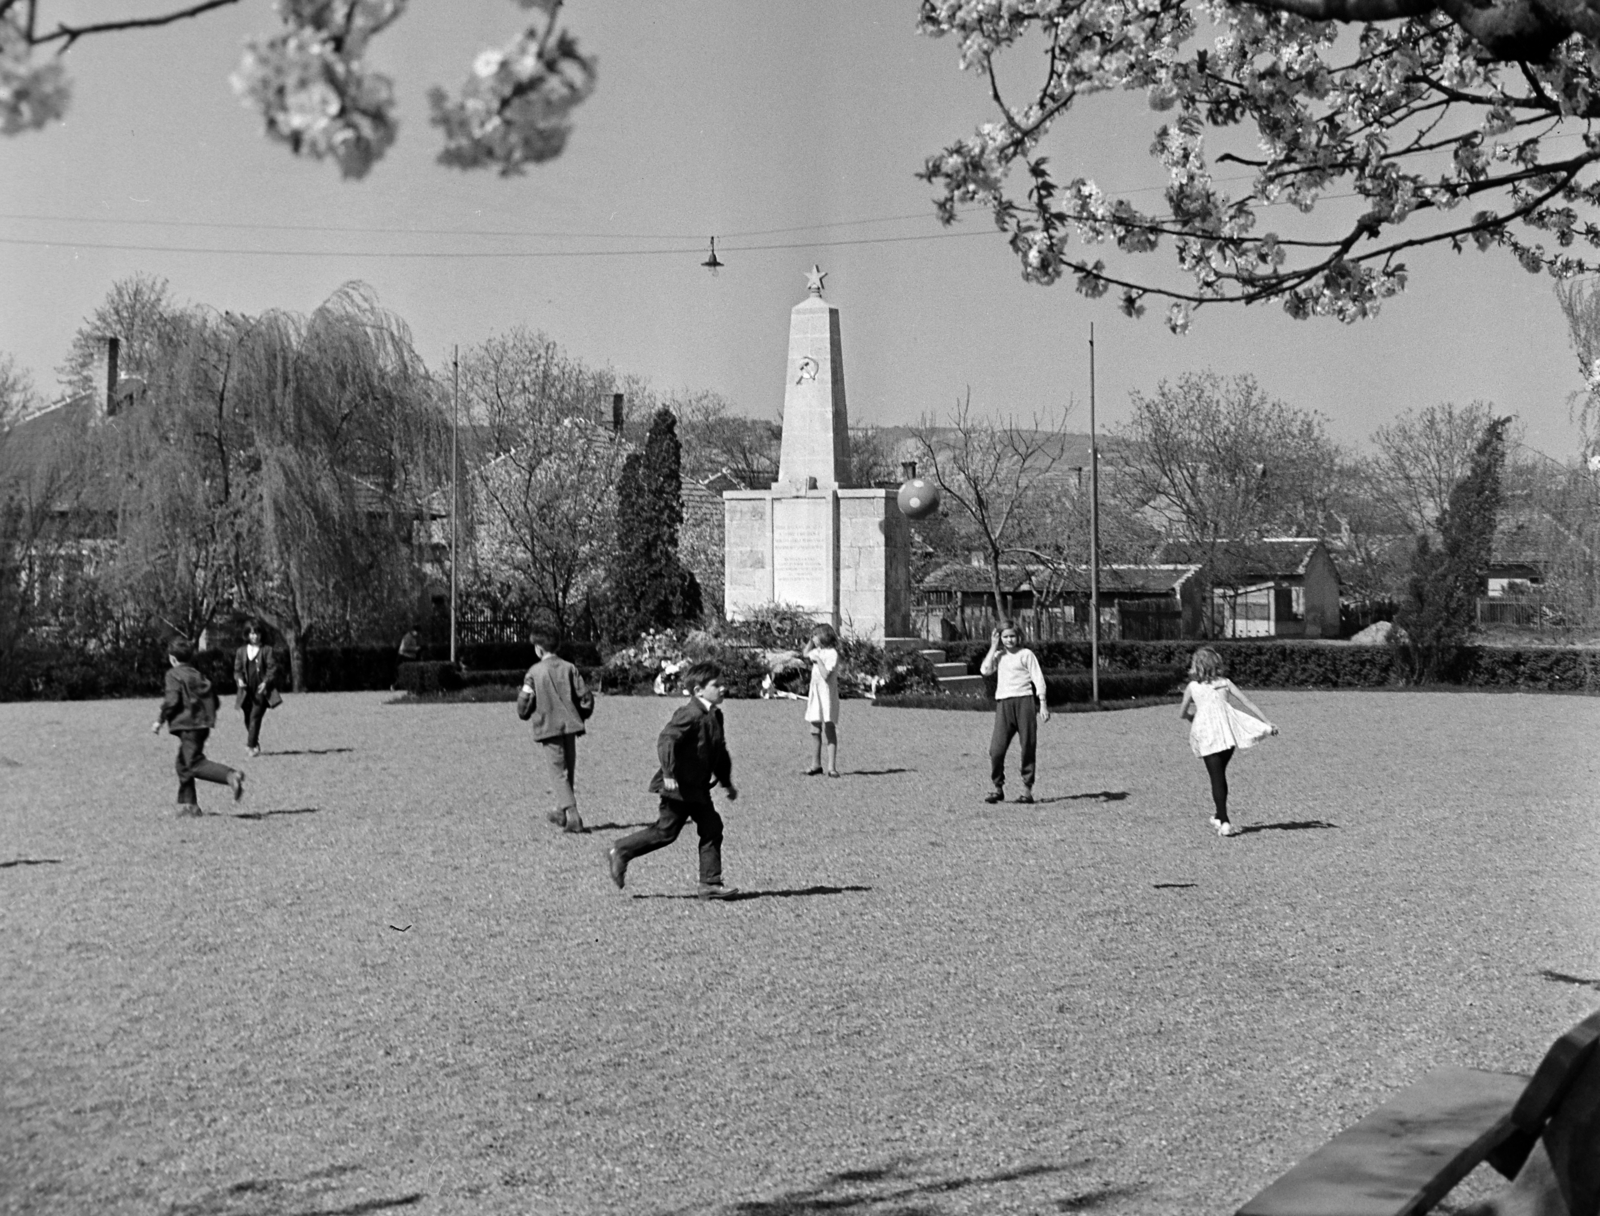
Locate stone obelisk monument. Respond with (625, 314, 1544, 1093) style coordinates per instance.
(722, 267, 910, 640)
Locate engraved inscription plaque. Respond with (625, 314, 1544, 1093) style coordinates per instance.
(771, 497, 833, 611)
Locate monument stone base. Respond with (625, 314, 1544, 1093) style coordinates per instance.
(723, 485, 910, 641)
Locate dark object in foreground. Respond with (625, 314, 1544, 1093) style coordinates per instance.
(1235, 1008, 1600, 1216)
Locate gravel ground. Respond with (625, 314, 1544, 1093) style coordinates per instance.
(2, 689, 1597, 1216)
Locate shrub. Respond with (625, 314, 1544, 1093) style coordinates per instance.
(300, 644, 395, 692)
(837, 637, 943, 697)
(394, 661, 462, 694)
(717, 604, 825, 650)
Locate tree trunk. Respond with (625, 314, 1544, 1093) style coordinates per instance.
(284, 628, 307, 693)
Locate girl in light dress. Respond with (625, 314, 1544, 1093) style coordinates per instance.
(802, 623, 841, 778)
(1177, 646, 1278, 837)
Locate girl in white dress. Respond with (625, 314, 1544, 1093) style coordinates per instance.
(1177, 647, 1278, 837)
(803, 623, 841, 778)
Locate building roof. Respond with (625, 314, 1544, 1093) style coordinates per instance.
(1153, 537, 1334, 581)
(919, 561, 1199, 596)
(1098, 564, 1201, 594)
(919, 562, 1036, 594)
(0, 390, 122, 512)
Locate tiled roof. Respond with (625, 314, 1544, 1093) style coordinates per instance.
(0, 391, 120, 512)
(919, 561, 1198, 595)
(1153, 537, 1330, 579)
(1098, 564, 1200, 594)
(919, 562, 1035, 593)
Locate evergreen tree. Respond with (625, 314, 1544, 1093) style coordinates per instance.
(1395, 418, 1510, 682)
(609, 408, 701, 639)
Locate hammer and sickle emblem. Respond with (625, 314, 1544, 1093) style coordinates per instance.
(796, 357, 818, 384)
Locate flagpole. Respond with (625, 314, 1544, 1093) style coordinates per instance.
(450, 345, 459, 667)
(1089, 324, 1100, 704)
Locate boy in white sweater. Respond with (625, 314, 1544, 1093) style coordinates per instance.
(978, 619, 1050, 803)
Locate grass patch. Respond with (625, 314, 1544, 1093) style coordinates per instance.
(1, 691, 1596, 1215)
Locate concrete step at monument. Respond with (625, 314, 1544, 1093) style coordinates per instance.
(932, 662, 969, 679)
(918, 649, 946, 664)
(882, 637, 928, 655)
(939, 674, 987, 695)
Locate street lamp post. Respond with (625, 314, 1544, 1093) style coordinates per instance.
(450, 346, 459, 666)
(1088, 324, 1100, 703)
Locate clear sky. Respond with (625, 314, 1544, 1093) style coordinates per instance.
(0, 1, 1589, 456)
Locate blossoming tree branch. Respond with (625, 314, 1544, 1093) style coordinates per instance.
(917, 0, 1600, 330)
(0, 0, 595, 178)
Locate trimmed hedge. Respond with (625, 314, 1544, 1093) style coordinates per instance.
(935, 639, 1600, 692)
(7, 634, 1600, 700)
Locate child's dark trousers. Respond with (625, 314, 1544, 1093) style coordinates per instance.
(174, 729, 236, 805)
(243, 699, 270, 750)
(989, 696, 1038, 791)
(614, 796, 723, 885)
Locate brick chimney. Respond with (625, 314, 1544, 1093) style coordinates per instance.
(611, 392, 624, 434)
(105, 336, 120, 417)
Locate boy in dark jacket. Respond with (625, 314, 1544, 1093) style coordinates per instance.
(516, 628, 594, 833)
(151, 636, 245, 815)
(607, 661, 738, 899)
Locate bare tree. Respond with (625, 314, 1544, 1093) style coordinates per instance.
(673, 389, 780, 488)
(56, 273, 190, 402)
(458, 329, 632, 637)
(1115, 372, 1340, 630)
(1370, 401, 1506, 537)
(846, 424, 899, 489)
(0, 353, 40, 425)
(906, 392, 1074, 617)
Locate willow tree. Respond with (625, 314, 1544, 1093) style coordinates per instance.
(919, 0, 1600, 329)
(108, 283, 451, 686)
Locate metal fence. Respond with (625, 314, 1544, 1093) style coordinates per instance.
(1475, 597, 1558, 628)
(452, 614, 535, 646)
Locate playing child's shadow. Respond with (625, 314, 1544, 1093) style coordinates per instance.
(843, 767, 912, 777)
(583, 821, 657, 833)
(1236, 819, 1338, 833)
(1036, 791, 1128, 805)
(637, 884, 873, 902)
(267, 747, 354, 756)
(1, 857, 61, 868)
(1539, 968, 1600, 992)
(231, 807, 321, 821)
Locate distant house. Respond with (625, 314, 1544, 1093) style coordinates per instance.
(1487, 511, 1554, 597)
(914, 560, 1204, 641)
(1156, 537, 1342, 638)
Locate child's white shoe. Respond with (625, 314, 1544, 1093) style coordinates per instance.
(1217, 820, 1240, 837)
(1208, 815, 1223, 829)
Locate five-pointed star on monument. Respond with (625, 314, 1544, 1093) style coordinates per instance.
(805, 265, 827, 294)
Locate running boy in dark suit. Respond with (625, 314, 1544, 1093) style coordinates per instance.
(608, 661, 738, 899)
(151, 636, 245, 815)
(516, 627, 594, 833)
